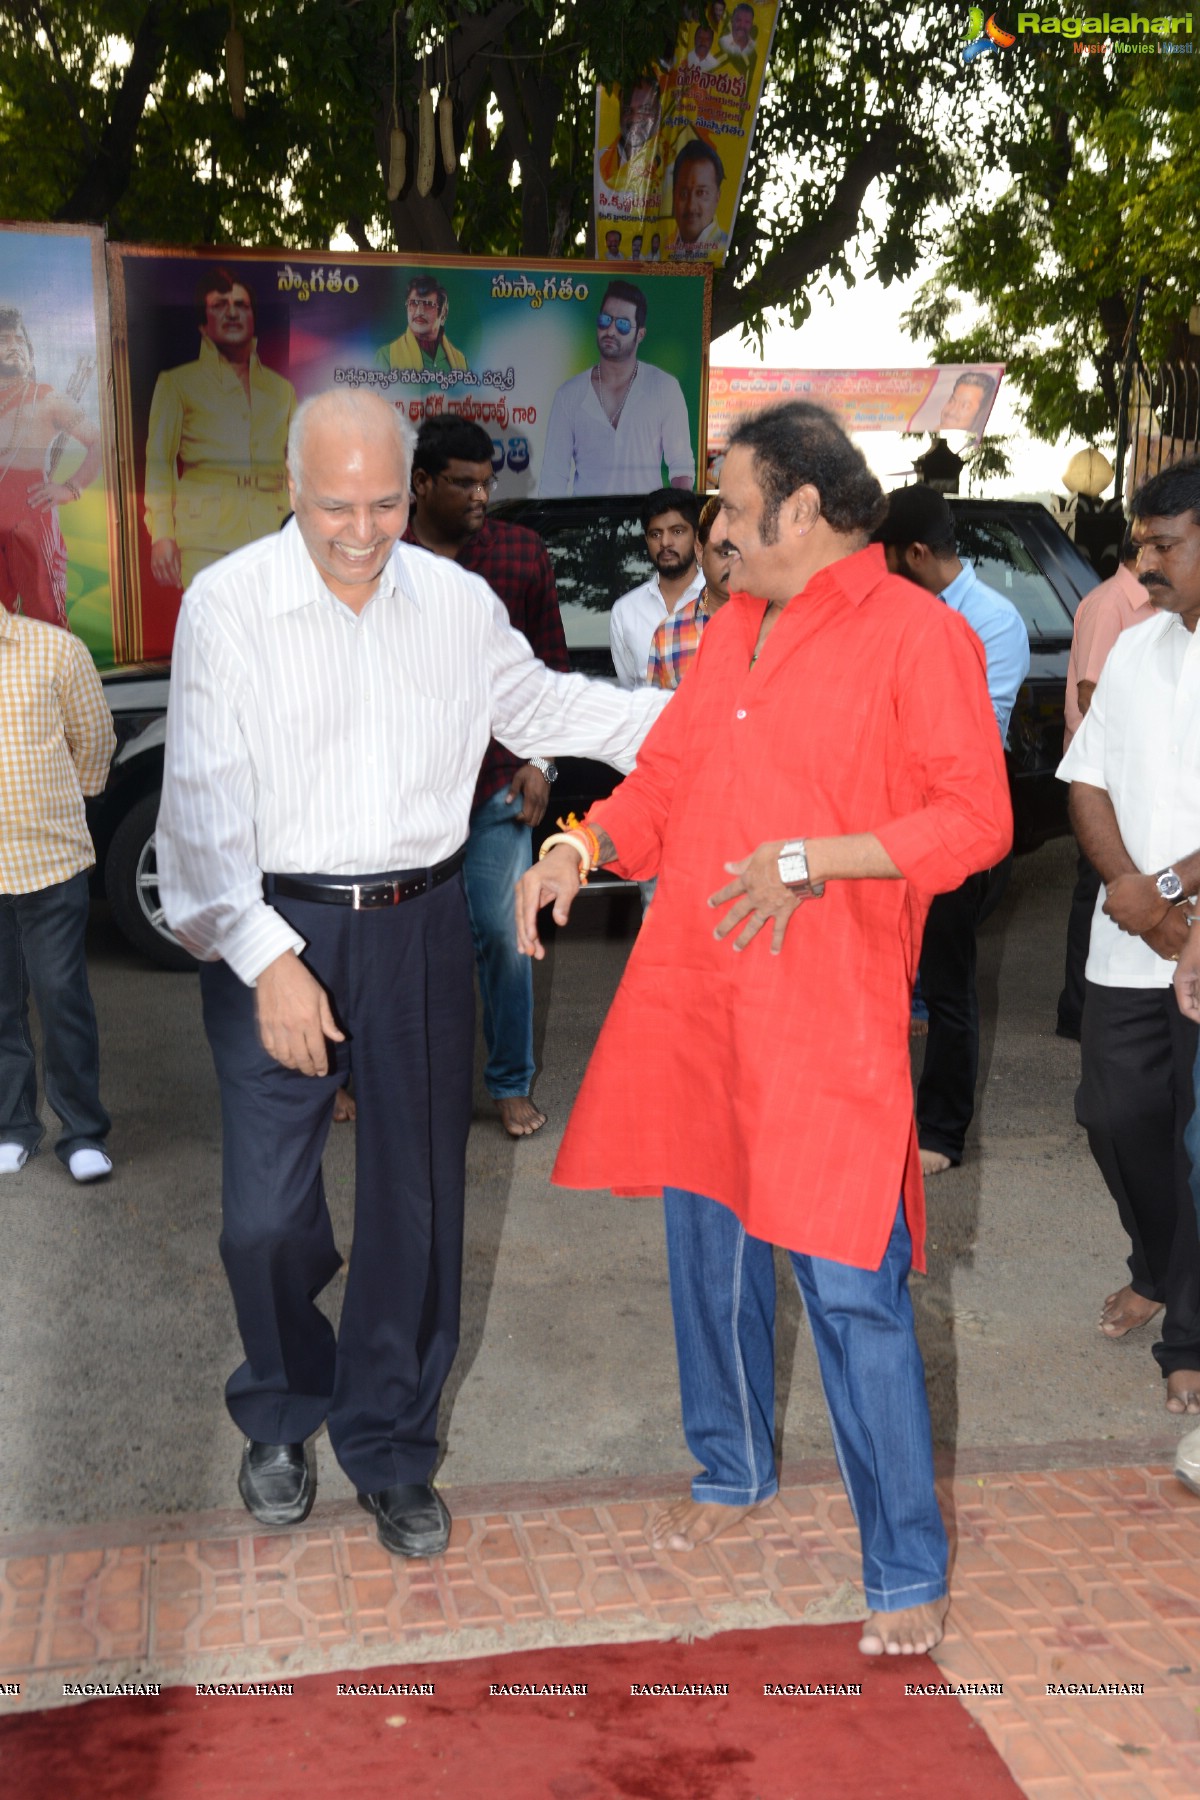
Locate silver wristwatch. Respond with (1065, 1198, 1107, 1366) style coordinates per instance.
(528, 757, 558, 784)
(1155, 867, 1189, 906)
(778, 838, 809, 888)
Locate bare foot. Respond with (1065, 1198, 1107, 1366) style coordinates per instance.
(495, 1095, 546, 1138)
(1099, 1284, 1161, 1338)
(332, 1087, 356, 1124)
(1166, 1369, 1200, 1415)
(648, 1497, 757, 1551)
(859, 1596, 949, 1656)
(919, 1149, 952, 1176)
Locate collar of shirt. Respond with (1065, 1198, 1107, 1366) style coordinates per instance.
(1113, 561, 1150, 609)
(265, 517, 404, 619)
(725, 542, 892, 617)
(402, 516, 492, 564)
(938, 558, 980, 613)
(649, 566, 704, 612)
(198, 334, 263, 387)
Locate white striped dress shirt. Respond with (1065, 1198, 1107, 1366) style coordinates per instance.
(157, 520, 668, 984)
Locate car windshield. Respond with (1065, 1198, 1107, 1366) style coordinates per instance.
(535, 510, 648, 652)
(956, 517, 1076, 641)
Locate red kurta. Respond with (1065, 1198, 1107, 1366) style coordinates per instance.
(553, 544, 1013, 1273)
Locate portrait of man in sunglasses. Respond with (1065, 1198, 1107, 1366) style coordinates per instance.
(538, 281, 695, 497)
(376, 274, 468, 374)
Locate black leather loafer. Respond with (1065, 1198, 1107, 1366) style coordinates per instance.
(358, 1484, 451, 1558)
(237, 1440, 315, 1527)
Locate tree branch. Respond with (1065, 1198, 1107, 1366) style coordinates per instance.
(54, 0, 174, 223)
(713, 132, 903, 339)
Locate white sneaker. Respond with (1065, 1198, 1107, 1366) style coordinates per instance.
(68, 1148, 112, 1184)
(1176, 1423, 1200, 1497)
(0, 1142, 29, 1174)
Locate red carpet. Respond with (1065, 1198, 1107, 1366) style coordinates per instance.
(0, 1624, 1023, 1799)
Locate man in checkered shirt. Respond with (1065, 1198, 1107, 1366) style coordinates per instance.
(646, 495, 735, 689)
(0, 612, 115, 1182)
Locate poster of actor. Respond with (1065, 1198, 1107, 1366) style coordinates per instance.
(110, 248, 299, 658)
(593, 2, 781, 268)
(0, 223, 120, 664)
(111, 247, 707, 656)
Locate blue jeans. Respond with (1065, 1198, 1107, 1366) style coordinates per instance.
(463, 787, 534, 1099)
(0, 871, 110, 1163)
(663, 1188, 948, 1613)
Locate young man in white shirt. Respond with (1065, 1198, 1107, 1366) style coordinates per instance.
(1059, 457, 1200, 1421)
(609, 487, 705, 690)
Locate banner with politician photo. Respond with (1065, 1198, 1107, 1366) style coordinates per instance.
(0, 223, 121, 667)
(108, 246, 709, 659)
(593, 2, 780, 267)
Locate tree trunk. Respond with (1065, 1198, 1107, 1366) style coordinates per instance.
(55, 0, 173, 224)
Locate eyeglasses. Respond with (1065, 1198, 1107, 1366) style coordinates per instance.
(597, 312, 636, 335)
(438, 473, 498, 495)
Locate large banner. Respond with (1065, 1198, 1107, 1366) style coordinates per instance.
(708, 364, 1006, 448)
(594, 2, 780, 267)
(109, 247, 709, 659)
(0, 223, 122, 665)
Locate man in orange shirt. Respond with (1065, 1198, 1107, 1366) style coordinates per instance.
(518, 403, 1011, 1657)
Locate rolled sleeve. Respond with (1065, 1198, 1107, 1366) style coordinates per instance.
(874, 610, 1013, 892)
(1056, 690, 1108, 793)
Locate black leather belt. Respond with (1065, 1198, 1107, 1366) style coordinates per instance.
(265, 849, 465, 910)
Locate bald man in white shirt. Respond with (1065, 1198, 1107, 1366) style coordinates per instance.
(157, 390, 667, 1557)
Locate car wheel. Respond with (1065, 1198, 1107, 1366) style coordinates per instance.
(104, 792, 196, 971)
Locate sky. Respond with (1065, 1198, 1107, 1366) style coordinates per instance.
(710, 264, 1074, 503)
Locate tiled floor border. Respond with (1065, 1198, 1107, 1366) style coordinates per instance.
(1, 1452, 1197, 1800)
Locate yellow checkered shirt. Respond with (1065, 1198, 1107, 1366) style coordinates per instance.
(0, 612, 115, 895)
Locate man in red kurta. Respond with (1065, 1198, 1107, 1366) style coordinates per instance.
(517, 402, 1012, 1657)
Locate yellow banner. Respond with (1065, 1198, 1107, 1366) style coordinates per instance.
(594, 3, 780, 268)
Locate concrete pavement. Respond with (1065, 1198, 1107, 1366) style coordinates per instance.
(0, 836, 1185, 1540)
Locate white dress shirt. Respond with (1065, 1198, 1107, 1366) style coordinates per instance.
(157, 520, 669, 985)
(609, 566, 706, 689)
(1057, 610, 1200, 988)
(537, 362, 696, 497)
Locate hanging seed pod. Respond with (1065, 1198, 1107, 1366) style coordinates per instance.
(225, 23, 246, 119)
(387, 125, 407, 200)
(438, 95, 456, 175)
(416, 80, 435, 196)
(439, 44, 456, 174)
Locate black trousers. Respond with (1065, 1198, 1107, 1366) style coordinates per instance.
(1076, 982, 1200, 1377)
(199, 876, 475, 1492)
(916, 867, 993, 1164)
(1056, 847, 1102, 1038)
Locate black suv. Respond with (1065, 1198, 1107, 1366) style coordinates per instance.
(493, 493, 1097, 858)
(92, 494, 1095, 968)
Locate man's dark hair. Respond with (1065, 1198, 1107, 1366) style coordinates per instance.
(194, 265, 256, 325)
(621, 73, 661, 115)
(406, 274, 449, 311)
(0, 305, 33, 361)
(1120, 524, 1137, 562)
(600, 280, 647, 332)
(872, 484, 957, 559)
(1131, 457, 1200, 526)
(413, 415, 495, 477)
(728, 402, 887, 539)
(951, 370, 997, 401)
(673, 137, 724, 186)
(640, 486, 701, 533)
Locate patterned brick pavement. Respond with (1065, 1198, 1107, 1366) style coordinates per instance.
(1, 1458, 1197, 1798)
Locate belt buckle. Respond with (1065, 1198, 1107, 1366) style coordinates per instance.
(351, 880, 399, 910)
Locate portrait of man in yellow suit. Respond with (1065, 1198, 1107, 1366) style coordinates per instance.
(145, 267, 296, 590)
(377, 276, 468, 374)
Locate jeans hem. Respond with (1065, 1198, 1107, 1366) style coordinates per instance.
(486, 1084, 537, 1102)
(863, 1579, 948, 1612)
(691, 1479, 778, 1506)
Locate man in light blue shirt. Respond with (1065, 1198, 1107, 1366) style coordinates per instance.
(875, 485, 1030, 1173)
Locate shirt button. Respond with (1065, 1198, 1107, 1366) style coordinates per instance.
(736, 708, 747, 720)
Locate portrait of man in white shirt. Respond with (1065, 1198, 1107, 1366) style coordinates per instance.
(537, 282, 695, 498)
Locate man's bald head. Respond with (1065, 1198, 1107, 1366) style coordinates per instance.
(285, 389, 415, 611)
(287, 389, 416, 496)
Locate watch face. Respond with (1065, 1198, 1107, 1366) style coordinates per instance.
(1158, 871, 1185, 902)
